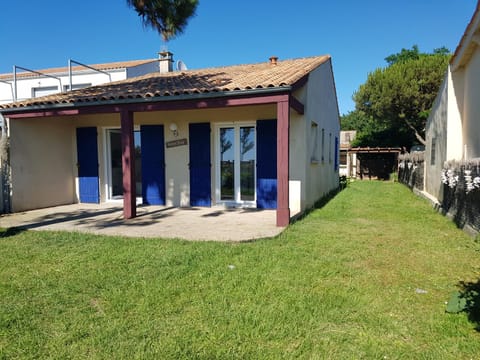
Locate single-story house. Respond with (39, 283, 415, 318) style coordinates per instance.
(425, 2, 480, 202)
(0, 54, 340, 227)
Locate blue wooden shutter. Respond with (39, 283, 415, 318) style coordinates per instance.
(76, 127, 99, 203)
(334, 136, 339, 171)
(140, 125, 166, 205)
(256, 119, 277, 209)
(189, 123, 211, 206)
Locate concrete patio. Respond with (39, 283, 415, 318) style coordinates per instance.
(0, 203, 284, 241)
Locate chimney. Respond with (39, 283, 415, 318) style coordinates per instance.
(159, 51, 174, 73)
(269, 56, 278, 65)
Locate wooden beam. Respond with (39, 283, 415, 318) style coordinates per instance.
(3, 92, 291, 119)
(289, 95, 304, 114)
(291, 74, 309, 92)
(120, 109, 136, 219)
(276, 96, 290, 227)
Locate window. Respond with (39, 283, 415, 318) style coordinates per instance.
(430, 137, 436, 165)
(32, 86, 58, 98)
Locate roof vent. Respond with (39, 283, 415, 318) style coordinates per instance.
(269, 56, 278, 65)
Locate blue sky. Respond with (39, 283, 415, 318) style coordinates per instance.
(0, 1, 477, 114)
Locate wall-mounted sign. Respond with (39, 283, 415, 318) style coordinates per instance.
(166, 138, 188, 148)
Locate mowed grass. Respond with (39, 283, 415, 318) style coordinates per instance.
(1, 181, 480, 359)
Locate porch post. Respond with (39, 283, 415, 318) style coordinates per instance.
(120, 109, 136, 219)
(276, 96, 290, 226)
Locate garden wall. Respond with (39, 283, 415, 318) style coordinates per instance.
(440, 160, 480, 235)
(398, 152, 424, 192)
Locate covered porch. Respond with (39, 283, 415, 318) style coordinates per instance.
(5, 92, 299, 227)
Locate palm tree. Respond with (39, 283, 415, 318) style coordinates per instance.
(127, 0, 199, 42)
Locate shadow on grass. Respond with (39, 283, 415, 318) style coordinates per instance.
(0, 227, 26, 238)
(455, 280, 480, 331)
(290, 186, 341, 224)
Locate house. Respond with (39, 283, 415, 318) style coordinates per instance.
(425, 2, 480, 202)
(0, 54, 340, 227)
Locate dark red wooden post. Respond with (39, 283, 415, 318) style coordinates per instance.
(276, 96, 290, 227)
(120, 109, 136, 219)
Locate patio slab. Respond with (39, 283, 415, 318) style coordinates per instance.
(0, 203, 284, 241)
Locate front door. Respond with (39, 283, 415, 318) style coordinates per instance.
(216, 124, 256, 206)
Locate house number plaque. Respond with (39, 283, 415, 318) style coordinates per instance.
(166, 138, 188, 148)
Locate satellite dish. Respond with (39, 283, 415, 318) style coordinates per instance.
(176, 60, 188, 71)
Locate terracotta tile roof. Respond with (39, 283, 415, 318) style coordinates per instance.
(0, 55, 330, 111)
(0, 59, 157, 80)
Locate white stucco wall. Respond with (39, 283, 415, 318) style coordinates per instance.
(0, 69, 127, 104)
(462, 48, 480, 158)
(302, 59, 340, 210)
(425, 73, 449, 201)
(9, 117, 75, 211)
(446, 68, 465, 160)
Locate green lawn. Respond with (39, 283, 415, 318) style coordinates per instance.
(1, 181, 480, 359)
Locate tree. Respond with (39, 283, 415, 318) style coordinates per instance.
(353, 47, 450, 147)
(127, 0, 199, 42)
(385, 45, 421, 66)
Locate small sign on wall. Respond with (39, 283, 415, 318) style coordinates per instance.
(166, 138, 188, 148)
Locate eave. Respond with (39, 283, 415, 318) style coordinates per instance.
(1, 87, 304, 119)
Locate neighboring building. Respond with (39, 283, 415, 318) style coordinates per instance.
(0, 55, 340, 227)
(339, 130, 400, 180)
(339, 130, 357, 178)
(0, 56, 163, 105)
(425, 2, 480, 202)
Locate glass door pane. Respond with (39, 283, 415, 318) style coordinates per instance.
(108, 129, 142, 200)
(134, 131, 142, 196)
(220, 128, 234, 200)
(240, 126, 255, 201)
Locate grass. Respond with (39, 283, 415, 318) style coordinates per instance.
(1, 181, 480, 359)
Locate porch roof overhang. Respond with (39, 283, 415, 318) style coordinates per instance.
(0, 86, 303, 119)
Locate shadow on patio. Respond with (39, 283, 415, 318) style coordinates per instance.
(0, 203, 283, 241)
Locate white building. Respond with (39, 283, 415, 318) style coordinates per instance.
(0, 54, 178, 105)
(425, 2, 480, 201)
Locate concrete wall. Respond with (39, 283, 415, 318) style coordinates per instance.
(9, 116, 75, 211)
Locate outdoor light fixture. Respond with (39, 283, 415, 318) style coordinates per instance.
(169, 123, 178, 137)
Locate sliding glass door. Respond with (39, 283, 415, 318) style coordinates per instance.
(217, 124, 256, 205)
